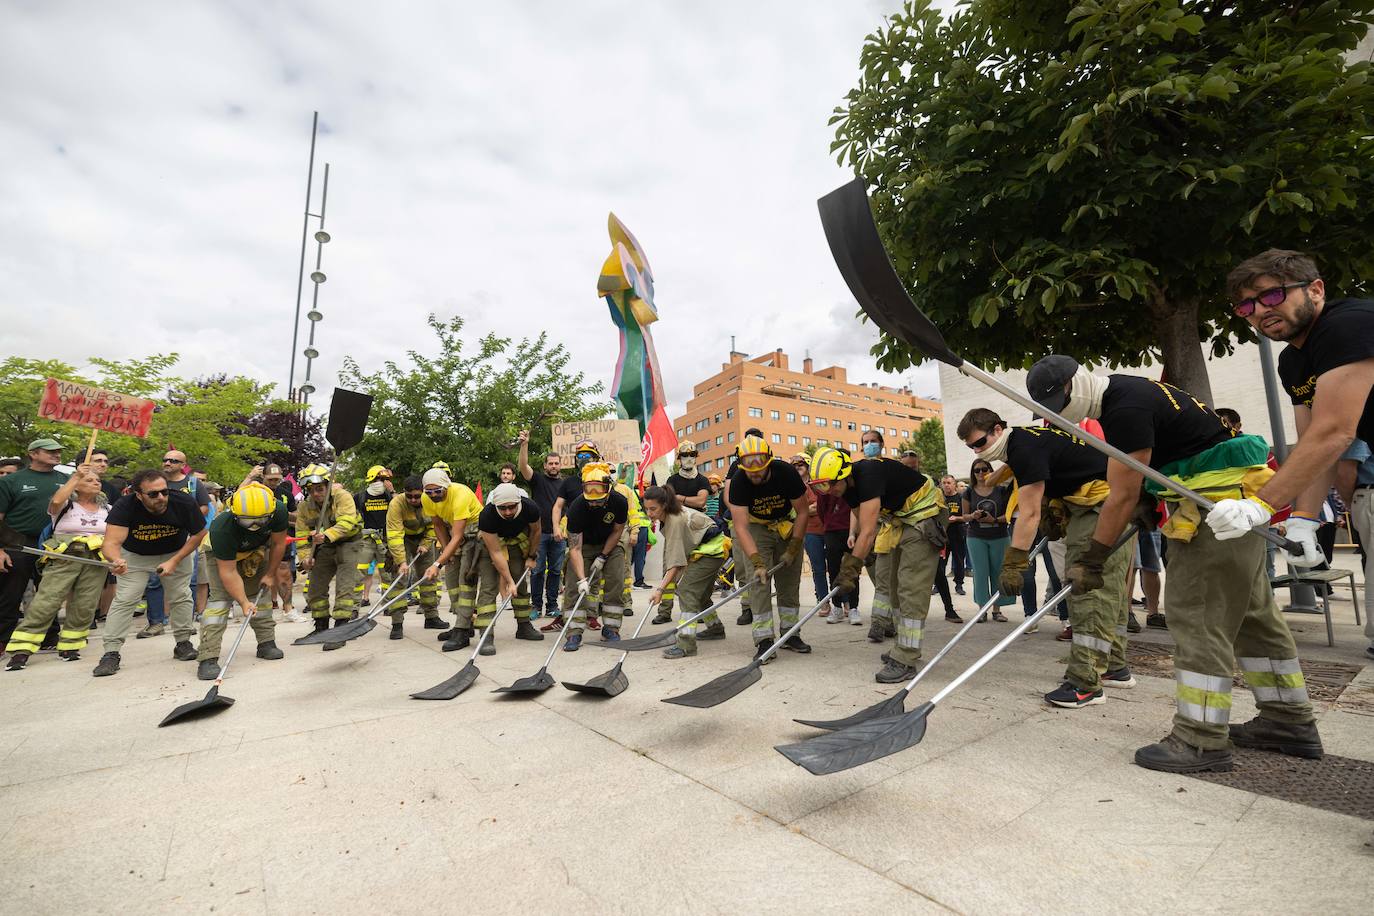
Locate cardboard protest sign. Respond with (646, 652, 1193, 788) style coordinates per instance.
(39, 378, 156, 438)
(551, 419, 642, 465)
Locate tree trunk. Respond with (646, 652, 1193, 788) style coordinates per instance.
(1149, 293, 1214, 405)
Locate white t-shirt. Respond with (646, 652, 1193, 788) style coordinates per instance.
(52, 500, 109, 538)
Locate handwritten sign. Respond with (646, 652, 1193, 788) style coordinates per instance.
(39, 378, 156, 438)
(551, 419, 642, 465)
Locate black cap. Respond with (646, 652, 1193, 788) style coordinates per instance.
(1026, 355, 1079, 415)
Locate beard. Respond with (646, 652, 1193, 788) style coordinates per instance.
(1260, 292, 1317, 342)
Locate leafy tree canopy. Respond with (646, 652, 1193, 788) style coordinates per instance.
(835, 0, 1374, 401)
(899, 416, 948, 477)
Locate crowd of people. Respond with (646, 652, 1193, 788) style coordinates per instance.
(0, 247, 1370, 776)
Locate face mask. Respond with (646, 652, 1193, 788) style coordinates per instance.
(1060, 368, 1110, 424)
(679, 457, 697, 472)
(236, 517, 267, 531)
(862, 442, 881, 458)
(366, 481, 385, 496)
(979, 427, 1010, 463)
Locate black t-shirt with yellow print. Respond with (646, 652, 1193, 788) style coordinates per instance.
(105, 489, 206, 556)
(727, 459, 806, 521)
(1098, 375, 1232, 469)
(565, 490, 628, 545)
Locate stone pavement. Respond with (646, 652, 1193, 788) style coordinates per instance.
(2, 554, 1372, 914)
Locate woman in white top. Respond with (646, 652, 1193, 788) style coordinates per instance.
(5, 465, 109, 669)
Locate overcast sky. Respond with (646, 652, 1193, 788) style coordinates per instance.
(1, 1, 946, 424)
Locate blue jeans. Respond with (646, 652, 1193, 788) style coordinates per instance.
(144, 572, 166, 624)
(804, 533, 829, 602)
(632, 526, 649, 584)
(532, 533, 566, 614)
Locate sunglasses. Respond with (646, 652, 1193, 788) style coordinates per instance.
(162, 458, 181, 464)
(141, 488, 169, 498)
(1234, 282, 1310, 318)
(965, 433, 989, 450)
(679, 451, 699, 458)
(422, 487, 445, 497)
(376, 474, 392, 481)
(973, 467, 992, 475)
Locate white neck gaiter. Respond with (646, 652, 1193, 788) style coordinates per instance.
(979, 426, 1011, 464)
(1059, 368, 1109, 423)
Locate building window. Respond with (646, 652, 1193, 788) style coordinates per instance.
(847, 422, 856, 431)
(747, 407, 763, 418)
(817, 438, 828, 446)
(902, 430, 910, 439)
(850, 442, 858, 451)
(715, 436, 723, 446)
(771, 434, 781, 444)
(801, 415, 810, 424)
(715, 412, 722, 424)
(889, 427, 898, 436)
(802, 436, 811, 446)
(816, 417, 827, 427)
(726, 407, 735, 419)
(728, 431, 736, 443)
(833, 419, 842, 428)
(716, 458, 726, 469)
(785, 412, 795, 423)
(861, 424, 870, 431)
(788, 435, 797, 445)
(770, 410, 780, 420)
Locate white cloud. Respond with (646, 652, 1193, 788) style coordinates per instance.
(0, 0, 948, 428)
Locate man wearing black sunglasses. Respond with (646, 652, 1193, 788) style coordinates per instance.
(94, 469, 207, 676)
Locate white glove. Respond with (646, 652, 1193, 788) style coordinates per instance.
(1279, 516, 1324, 568)
(589, 555, 607, 579)
(577, 577, 591, 596)
(1205, 497, 1274, 541)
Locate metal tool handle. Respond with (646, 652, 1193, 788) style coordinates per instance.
(960, 363, 1300, 554)
(616, 600, 660, 664)
(362, 570, 427, 623)
(539, 587, 589, 666)
(19, 546, 113, 569)
(755, 585, 842, 666)
(928, 526, 1138, 705)
(895, 537, 1052, 695)
(671, 560, 785, 634)
(216, 589, 268, 685)
(466, 568, 532, 661)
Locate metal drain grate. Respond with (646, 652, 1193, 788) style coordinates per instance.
(1191, 749, 1374, 821)
(1123, 646, 1363, 706)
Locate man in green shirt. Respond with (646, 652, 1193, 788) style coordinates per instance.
(0, 437, 69, 652)
(196, 482, 290, 680)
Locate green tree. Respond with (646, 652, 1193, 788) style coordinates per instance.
(835, 0, 1374, 401)
(338, 315, 608, 490)
(898, 416, 947, 477)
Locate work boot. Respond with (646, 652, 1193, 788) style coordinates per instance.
(390, 623, 404, 640)
(736, 608, 752, 626)
(514, 619, 545, 641)
(1134, 735, 1232, 773)
(1044, 681, 1105, 709)
(442, 631, 471, 652)
(136, 622, 165, 639)
(624, 608, 634, 616)
(1229, 717, 1324, 759)
(255, 641, 284, 660)
(1126, 612, 1142, 634)
(6, 652, 29, 671)
(867, 620, 891, 644)
(1146, 613, 1168, 629)
(753, 638, 775, 666)
(564, 633, 582, 652)
(312, 617, 330, 634)
(57, 649, 79, 662)
(780, 632, 811, 654)
(662, 645, 695, 659)
(437, 627, 457, 641)
(540, 616, 564, 632)
(1102, 667, 1135, 688)
(322, 618, 347, 652)
(698, 622, 726, 640)
(423, 617, 447, 630)
(478, 631, 496, 656)
(652, 608, 673, 625)
(198, 658, 219, 681)
(600, 627, 620, 643)
(173, 640, 197, 661)
(876, 658, 918, 684)
(92, 652, 121, 677)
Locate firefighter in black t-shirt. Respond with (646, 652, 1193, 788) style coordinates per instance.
(560, 464, 629, 652)
(958, 408, 1132, 707)
(1028, 355, 1318, 774)
(473, 483, 545, 653)
(809, 446, 942, 683)
(353, 465, 395, 604)
(727, 436, 812, 660)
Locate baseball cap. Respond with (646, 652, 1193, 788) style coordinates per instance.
(1025, 355, 1080, 415)
(27, 437, 62, 451)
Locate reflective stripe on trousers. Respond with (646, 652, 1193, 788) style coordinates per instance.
(1238, 656, 1309, 704)
(895, 613, 923, 651)
(1175, 668, 1232, 726)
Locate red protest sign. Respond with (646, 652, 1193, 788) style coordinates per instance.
(39, 378, 156, 438)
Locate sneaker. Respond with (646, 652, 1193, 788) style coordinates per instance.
(540, 616, 564, 632)
(753, 638, 775, 665)
(780, 633, 811, 654)
(1229, 716, 1323, 759)
(1044, 681, 1105, 708)
(1056, 625, 1073, 641)
(945, 611, 963, 623)
(819, 602, 831, 619)
(990, 610, 1008, 623)
(1131, 597, 1146, 607)
(197, 658, 219, 680)
(634, 580, 649, 589)
(423, 617, 447, 630)
(867, 620, 893, 643)
(57, 649, 79, 662)
(6, 652, 29, 671)
(1146, 613, 1168, 630)
(255, 641, 284, 660)
(1134, 735, 1232, 773)
(1366, 644, 1374, 660)
(954, 584, 965, 596)
(360, 598, 371, 608)
(848, 607, 862, 626)
(284, 609, 307, 623)
(515, 619, 545, 641)
(563, 633, 583, 652)
(931, 584, 939, 595)
(1102, 667, 1136, 688)
(1024, 621, 1040, 635)
(1126, 612, 1142, 634)
(586, 616, 602, 631)
(172, 640, 197, 661)
(827, 607, 845, 624)
(736, 609, 752, 626)
(600, 627, 621, 643)
(662, 645, 695, 659)
(698, 622, 726, 640)
(876, 659, 918, 684)
(135, 623, 165, 639)
(92, 652, 121, 677)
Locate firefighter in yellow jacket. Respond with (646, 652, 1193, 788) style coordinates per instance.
(386, 475, 444, 638)
(420, 467, 484, 652)
(296, 463, 364, 650)
(353, 465, 395, 604)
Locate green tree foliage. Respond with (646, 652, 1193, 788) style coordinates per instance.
(0, 355, 300, 483)
(898, 416, 947, 477)
(834, 0, 1374, 401)
(338, 315, 608, 490)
